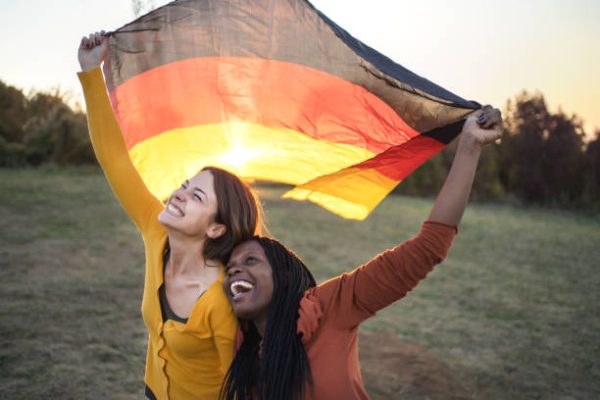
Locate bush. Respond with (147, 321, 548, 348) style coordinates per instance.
(0, 82, 95, 167)
(0, 136, 26, 167)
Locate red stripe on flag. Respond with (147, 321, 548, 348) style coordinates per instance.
(353, 135, 446, 180)
(108, 57, 420, 152)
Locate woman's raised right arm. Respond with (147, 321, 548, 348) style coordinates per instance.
(78, 32, 163, 234)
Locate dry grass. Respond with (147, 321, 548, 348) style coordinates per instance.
(1, 168, 599, 399)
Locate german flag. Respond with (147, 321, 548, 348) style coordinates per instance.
(103, 0, 480, 220)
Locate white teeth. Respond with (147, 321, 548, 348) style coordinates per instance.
(230, 280, 254, 297)
(167, 203, 183, 217)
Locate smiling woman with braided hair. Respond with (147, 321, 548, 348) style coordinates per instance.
(222, 106, 503, 400)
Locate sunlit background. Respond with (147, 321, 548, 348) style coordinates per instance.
(1, 0, 599, 136)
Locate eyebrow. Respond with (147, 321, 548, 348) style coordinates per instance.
(226, 251, 258, 268)
(193, 187, 207, 196)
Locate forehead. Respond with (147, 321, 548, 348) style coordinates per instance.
(230, 240, 266, 262)
(188, 170, 215, 192)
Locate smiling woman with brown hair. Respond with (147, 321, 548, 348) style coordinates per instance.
(78, 32, 263, 400)
(222, 106, 503, 400)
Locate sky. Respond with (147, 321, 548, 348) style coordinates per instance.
(1, 0, 599, 136)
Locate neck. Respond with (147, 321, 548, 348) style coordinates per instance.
(254, 317, 268, 337)
(166, 230, 208, 275)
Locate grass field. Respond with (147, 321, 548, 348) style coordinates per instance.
(1, 168, 599, 399)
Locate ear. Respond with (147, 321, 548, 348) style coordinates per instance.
(206, 222, 227, 240)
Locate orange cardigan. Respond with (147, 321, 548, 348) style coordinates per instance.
(296, 221, 456, 399)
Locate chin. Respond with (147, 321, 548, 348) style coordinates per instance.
(157, 211, 181, 231)
(231, 305, 252, 320)
(157, 210, 171, 226)
(231, 304, 260, 321)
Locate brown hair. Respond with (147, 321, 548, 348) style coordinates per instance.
(201, 166, 263, 264)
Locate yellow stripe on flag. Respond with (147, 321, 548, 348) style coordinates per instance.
(128, 122, 375, 202)
(283, 167, 398, 220)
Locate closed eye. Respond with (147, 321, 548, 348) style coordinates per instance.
(245, 256, 258, 265)
(192, 186, 207, 201)
(193, 191, 204, 201)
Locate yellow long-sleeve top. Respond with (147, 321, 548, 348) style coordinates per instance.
(78, 68, 237, 400)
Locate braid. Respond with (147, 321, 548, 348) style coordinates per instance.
(222, 237, 316, 400)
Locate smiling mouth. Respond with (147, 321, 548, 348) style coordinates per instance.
(230, 280, 255, 300)
(166, 203, 184, 217)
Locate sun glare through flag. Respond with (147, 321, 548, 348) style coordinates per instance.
(102, 0, 480, 219)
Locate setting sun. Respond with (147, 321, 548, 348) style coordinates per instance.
(218, 141, 260, 170)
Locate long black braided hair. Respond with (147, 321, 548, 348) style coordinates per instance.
(221, 237, 317, 400)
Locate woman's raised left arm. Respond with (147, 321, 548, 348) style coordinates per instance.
(312, 107, 503, 329)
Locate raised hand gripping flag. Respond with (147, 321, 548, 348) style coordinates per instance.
(103, 0, 480, 220)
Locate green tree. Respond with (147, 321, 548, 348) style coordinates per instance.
(543, 111, 585, 204)
(0, 83, 95, 167)
(396, 151, 447, 197)
(500, 92, 549, 203)
(583, 130, 600, 207)
(472, 142, 504, 201)
(23, 92, 94, 165)
(0, 80, 29, 143)
(499, 92, 588, 206)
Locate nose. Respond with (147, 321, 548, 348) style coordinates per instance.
(226, 265, 242, 277)
(173, 189, 186, 202)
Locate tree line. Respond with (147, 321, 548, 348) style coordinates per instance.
(0, 81, 93, 167)
(1, 80, 598, 209)
(398, 92, 600, 209)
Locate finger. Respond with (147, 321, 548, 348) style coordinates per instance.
(483, 118, 504, 131)
(491, 109, 502, 124)
(486, 107, 501, 119)
(481, 108, 500, 124)
(482, 113, 500, 129)
(99, 32, 108, 46)
(86, 33, 95, 48)
(83, 37, 93, 49)
(482, 119, 496, 129)
(477, 112, 487, 126)
(486, 110, 502, 128)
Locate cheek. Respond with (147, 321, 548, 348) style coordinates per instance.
(187, 203, 213, 224)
